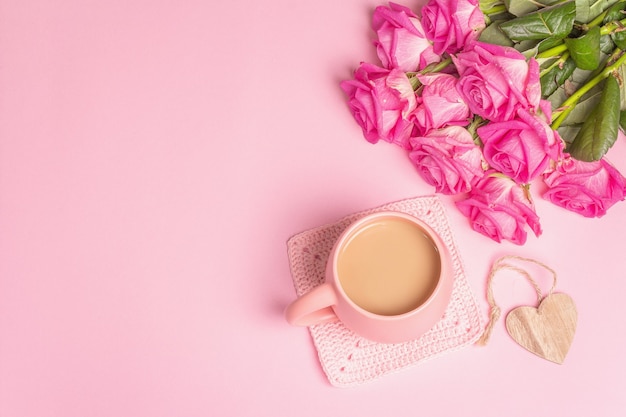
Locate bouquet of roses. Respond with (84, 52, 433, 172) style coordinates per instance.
(341, 0, 626, 244)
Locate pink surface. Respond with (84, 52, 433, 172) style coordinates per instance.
(1, 0, 625, 416)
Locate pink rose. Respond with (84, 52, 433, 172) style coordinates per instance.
(409, 126, 485, 194)
(413, 73, 471, 135)
(453, 41, 541, 122)
(372, 2, 440, 72)
(543, 156, 626, 217)
(478, 106, 564, 184)
(421, 0, 485, 55)
(456, 173, 542, 244)
(340, 62, 418, 149)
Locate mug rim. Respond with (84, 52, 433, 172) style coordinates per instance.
(330, 210, 449, 321)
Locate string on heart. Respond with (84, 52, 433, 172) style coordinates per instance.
(477, 255, 558, 346)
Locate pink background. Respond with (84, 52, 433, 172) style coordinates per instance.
(1, 0, 625, 415)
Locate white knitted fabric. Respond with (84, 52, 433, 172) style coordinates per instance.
(287, 196, 483, 387)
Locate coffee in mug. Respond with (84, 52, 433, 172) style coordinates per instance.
(336, 216, 441, 316)
(285, 211, 453, 344)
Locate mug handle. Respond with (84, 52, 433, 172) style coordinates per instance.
(285, 282, 338, 326)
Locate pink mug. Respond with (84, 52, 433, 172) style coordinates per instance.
(285, 211, 453, 344)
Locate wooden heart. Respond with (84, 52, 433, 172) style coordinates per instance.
(505, 293, 577, 364)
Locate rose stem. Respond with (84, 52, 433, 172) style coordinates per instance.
(537, 16, 626, 60)
(551, 48, 626, 130)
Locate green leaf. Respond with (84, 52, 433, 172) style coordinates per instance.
(600, 34, 616, 54)
(504, 0, 563, 17)
(575, 0, 593, 23)
(564, 26, 602, 70)
(577, 0, 621, 24)
(538, 35, 569, 53)
(560, 84, 603, 124)
(567, 74, 620, 161)
(479, 21, 514, 46)
(620, 109, 626, 132)
(591, 0, 622, 19)
(480, 0, 505, 10)
(612, 29, 626, 49)
(546, 64, 596, 113)
(603, 0, 626, 23)
(557, 124, 582, 143)
(516, 37, 559, 59)
(516, 40, 544, 58)
(499, 2, 576, 41)
(541, 57, 577, 96)
(603, 1, 626, 48)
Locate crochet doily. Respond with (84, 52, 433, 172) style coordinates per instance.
(287, 195, 483, 387)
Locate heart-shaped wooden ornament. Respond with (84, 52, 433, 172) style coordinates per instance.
(505, 293, 577, 364)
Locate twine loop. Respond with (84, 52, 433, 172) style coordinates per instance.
(477, 255, 558, 346)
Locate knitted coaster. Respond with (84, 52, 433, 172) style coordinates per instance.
(287, 195, 483, 387)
